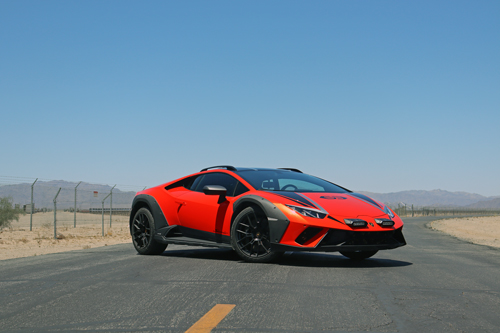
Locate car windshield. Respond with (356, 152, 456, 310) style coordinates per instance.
(236, 169, 349, 193)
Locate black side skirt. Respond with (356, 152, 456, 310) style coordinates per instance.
(153, 225, 232, 249)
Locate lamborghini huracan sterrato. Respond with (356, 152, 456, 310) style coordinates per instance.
(130, 166, 406, 262)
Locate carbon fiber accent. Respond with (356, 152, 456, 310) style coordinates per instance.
(233, 195, 290, 243)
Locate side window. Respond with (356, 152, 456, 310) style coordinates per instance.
(190, 175, 203, 191)
(192, 173, 241, 197)
(234, 182, 249, 197)
(164, 176, 197, 190)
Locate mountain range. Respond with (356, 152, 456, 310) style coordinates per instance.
(358, 189, 500, 208)
(1, 181, 499, 209)
(0, 180, 136, 209)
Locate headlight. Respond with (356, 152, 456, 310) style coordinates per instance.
(286, 205, 327, 219)
(375, 219, 395, 227)
(344, 219, 368, 227)
(384, 205, 395, 218)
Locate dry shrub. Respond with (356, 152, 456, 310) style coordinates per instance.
(82, 245, 91, 249)
(56, 233, 66, 240)
(107, 229, 113, 236)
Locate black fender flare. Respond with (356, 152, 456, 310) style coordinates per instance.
(129, 194, 168, 231)
(232, 195, 289, 243)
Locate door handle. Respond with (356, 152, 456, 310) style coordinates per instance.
(175, 201, 186, 206)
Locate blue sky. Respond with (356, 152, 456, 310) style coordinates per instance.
(1, 1, 499, 196)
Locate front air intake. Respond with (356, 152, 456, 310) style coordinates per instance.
(295, 227, 323, 245)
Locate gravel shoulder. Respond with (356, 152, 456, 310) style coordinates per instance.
(430, 215, 500, 248)
(0, 211, 131, 260)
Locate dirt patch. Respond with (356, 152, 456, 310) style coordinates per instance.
(0, 211, 131, 260)
(430, 215, 500, 248)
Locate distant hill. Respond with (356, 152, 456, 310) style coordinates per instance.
(0, 181, 137, 209)
(2, 180, 499, 210)
(357, 189, 493, 207)
(465, 197, 500, 209)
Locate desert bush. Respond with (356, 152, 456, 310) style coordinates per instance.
(0, 197, 24, 229)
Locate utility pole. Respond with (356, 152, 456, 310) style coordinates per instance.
(30, 178, 38, 231)
(74, 181, 82, 228)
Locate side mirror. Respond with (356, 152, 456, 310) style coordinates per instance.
(203, 185, 227, 203)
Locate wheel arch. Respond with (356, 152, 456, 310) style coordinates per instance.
(232, 195, 290, 243)
(129, 194, 169, 231)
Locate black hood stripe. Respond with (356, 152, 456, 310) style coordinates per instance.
(348, 193, 383, 209)
(272, 191, 318, 208)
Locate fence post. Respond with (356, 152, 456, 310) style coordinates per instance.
(53, 187, 62, 240)
(110, 185, 116, 228)
(30, 178, 38, 231)
(74, 181, 82, 228)
(102, 192, 111, 237)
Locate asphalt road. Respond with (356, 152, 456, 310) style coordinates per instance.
(1, 216, 499, 332)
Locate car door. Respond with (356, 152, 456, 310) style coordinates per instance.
(176, 172, 242, 241)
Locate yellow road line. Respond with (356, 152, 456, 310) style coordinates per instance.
(185, 304, 236, 333)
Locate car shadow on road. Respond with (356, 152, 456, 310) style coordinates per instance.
(160, 247, 412, 268)
(161, 247, 241, 261)
(278, 251, 412, 268)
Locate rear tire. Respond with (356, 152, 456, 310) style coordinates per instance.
(131, 207, 167, 255)
(231, 207, 282, 263)
(339, 250, 378, 260)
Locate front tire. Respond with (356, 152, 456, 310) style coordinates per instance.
(339, 250, 378, 260)
(231, 207, 282, 263)
(131, 207, 167, 255)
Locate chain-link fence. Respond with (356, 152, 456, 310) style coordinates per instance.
(0, 176, 146, 238)
(2, 176, 499, 238)
(390, 203, 500, 218)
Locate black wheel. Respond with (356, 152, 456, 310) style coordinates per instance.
(231, 207, 282, 263)
(339, 250, 378, 260)
(131, 207, 167, 255)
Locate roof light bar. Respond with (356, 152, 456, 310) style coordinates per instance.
(200, 165, 237, 172)
(278, 168, 303, 173)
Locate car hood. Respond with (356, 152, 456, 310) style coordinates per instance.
(270, 191, 389, 219)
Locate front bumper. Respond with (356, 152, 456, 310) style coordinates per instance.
(271, 227, 406, 252)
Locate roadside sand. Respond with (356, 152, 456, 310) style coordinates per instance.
(2, 213, 500, 261)
(0, 212, 131, 260)
(430, 215, 500, 248)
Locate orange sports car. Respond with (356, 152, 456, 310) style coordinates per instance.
(130, 166, 406, 262)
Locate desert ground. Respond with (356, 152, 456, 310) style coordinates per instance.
(1, 212, 499, 260)
(0, 211, 131, 260)
(430, 215, 500, 248)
